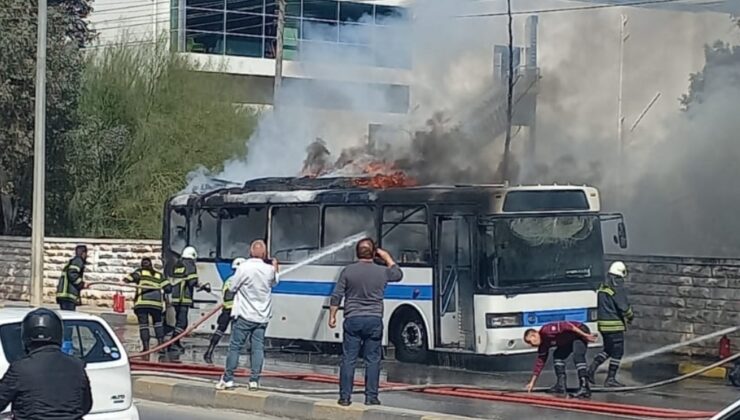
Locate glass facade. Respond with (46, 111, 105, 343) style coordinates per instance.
(171, 0, 410, 69)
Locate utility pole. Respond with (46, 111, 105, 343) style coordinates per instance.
(273, 0, 286, 104)
(30, 0, 48, 307)
(502, 0, 514, 182)
(616, 14, 629, 197)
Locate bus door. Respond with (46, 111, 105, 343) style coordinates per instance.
(434, 214, 476, 351)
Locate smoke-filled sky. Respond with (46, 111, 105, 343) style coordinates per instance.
(186, 0, 740, 258)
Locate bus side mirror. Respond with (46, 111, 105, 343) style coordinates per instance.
(612, 222, 628, 249)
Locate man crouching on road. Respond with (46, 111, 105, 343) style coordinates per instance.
(217, 240, 279, 391)
(329, 238, 403, 407)
(524, 321, 597, 399)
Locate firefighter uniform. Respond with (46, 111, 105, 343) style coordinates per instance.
(203, 278, 236, 364)
(125, 265, 171, 351)
(56, 256, 86, 311)
(170, 258, 199, 348)
(588, 275, 634, 387)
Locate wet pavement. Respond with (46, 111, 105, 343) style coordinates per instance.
(115, 323, 739, 419)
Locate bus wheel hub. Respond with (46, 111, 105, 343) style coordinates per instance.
(401, 322, 423, 350)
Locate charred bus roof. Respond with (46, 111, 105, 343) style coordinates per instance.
(168, 177, 600, 213)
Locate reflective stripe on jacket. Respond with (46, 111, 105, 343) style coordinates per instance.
(56, 257, 85, 302)
(597, 283, 634, 332)
(222, 280, 235, 310)
(170, 259, 198, 305)
(126, 268, 170, 309)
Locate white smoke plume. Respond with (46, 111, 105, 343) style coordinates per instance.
(184, 0, 740, 256)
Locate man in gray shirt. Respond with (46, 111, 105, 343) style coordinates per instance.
(329, 238, 403, 407)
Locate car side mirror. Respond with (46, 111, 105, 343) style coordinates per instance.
(612, 222, 628, 249)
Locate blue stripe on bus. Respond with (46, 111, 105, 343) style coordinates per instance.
(214, 263, 432, 300)
(522, 308, 588, 327)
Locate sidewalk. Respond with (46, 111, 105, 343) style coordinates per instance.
(133, 376, 481, 420)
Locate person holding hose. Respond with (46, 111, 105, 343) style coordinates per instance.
(329, 238, 403, 407)
(587, 261, 634, 387)
(124, 257, 171, 352)
(524, 320, 597, 399)
(169, 246, 210, 351)
(217, 241, 279, 391)
(203, 257, 245, 364)
(56, 245, 88, 311)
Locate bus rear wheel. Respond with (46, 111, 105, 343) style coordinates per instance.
(391, 310, 428, 364)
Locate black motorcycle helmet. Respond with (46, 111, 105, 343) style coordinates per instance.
(21, 308, 63, 352)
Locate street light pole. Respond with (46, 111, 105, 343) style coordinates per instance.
(30, 0, 48, 307)
(616, 14, 629, 196)
(274, 0, 286, 103)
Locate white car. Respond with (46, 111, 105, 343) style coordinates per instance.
(0, 308, 139, 419)
(712, 399, 740, 420)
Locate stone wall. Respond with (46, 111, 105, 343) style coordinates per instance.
(0, 236, 161, 308)
(608, 254, 740, 357)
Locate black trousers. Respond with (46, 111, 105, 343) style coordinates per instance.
(208, 310, 232, 345)
(216, 309, 232, 334)
(553, 324, 590, 378)
(603, 331, 625, 360)
(590, 331, 626, 378)
(135, 307, 164, 345)
(58, 300, 76, 311)
(172, 304, 190, 337)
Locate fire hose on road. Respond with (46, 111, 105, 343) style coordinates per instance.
(123, 302, 736, 419)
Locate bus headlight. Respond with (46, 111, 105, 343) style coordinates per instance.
(486, 313, 522, 329)
(588, 308, 599, 322)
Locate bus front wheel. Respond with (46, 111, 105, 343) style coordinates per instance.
(391, 310, 428, 364)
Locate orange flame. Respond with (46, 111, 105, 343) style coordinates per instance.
(352, 161, 417, 189)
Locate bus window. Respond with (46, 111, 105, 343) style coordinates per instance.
(271, 206, 320, 262)
(381, 206, 430, 264)
(190, 209, 218, 259)
(169, 207, 188, 254)
(322, 206, 375, 264)
(220, 207, 268, 259)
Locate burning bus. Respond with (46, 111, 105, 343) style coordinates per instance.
(162, 176, 627, 362)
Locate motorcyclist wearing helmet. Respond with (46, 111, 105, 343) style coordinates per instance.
(168, 246, 211, 351)
(0, 308, 92, 419)
(587, 261, 634, 387)
(203, 258, 246, 364)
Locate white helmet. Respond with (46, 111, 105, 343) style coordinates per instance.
(232, 258, 247, 270)
(608, 261, 627, 278)
(182, 246, 198, 260)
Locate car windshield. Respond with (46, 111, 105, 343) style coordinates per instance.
(0, 320, 122, 364)
(482, 215, 605, 289)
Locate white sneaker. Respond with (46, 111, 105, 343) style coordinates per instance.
(216, 377, 235, 390)
(248, 381, 259, 391)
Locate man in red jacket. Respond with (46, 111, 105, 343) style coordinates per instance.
(524, 321, 597, 398)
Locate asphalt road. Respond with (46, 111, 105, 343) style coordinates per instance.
(136, 400, 285, 419)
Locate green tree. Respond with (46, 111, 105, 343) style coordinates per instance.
(680, 40, 740, 111)
(66, 39, 256, 238)
(0, 0, 94, 235)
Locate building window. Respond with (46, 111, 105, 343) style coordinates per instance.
(303, 0, 338, 21)
(178, 0, 410, 67)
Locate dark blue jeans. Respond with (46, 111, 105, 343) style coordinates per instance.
(339, 316, 383, 401)
(224, 317, 267, 383)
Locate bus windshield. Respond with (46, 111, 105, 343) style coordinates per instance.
(482, 215, 604, 289)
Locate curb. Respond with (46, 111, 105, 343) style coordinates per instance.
(678, 361, 728, 379)
(133, 377, 482, 420)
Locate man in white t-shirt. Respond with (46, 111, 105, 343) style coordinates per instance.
(216, 240, 279, 391)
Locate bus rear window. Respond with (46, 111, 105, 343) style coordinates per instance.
(0, 320, 121, 364)
(503, 190, 589, 212)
